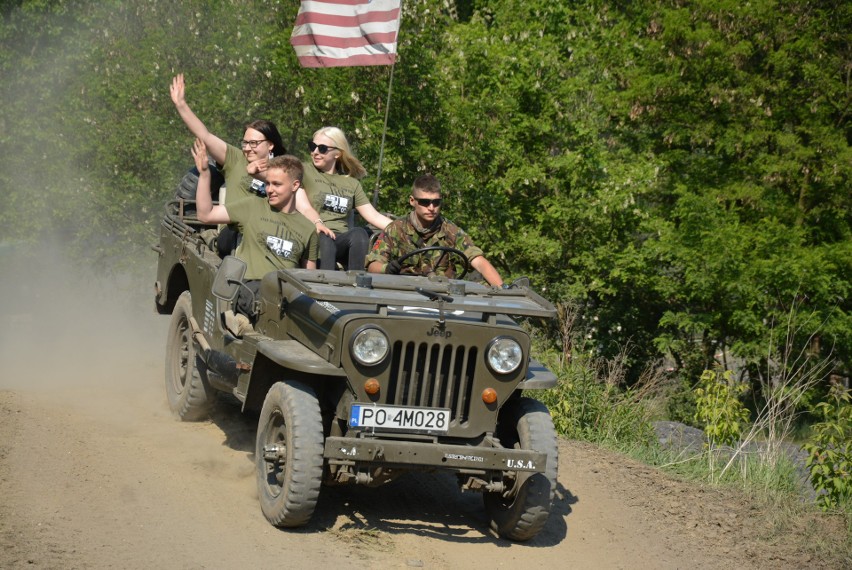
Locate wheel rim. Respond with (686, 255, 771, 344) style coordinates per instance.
(260, 409, 288, 497)
(171, 316, 192, 395)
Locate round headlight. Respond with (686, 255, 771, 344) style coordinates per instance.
(351, 327, 389, 366)
(486, 337, 523, 375)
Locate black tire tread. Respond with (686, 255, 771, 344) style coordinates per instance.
(485, 397, 558, 541)
(256, 381, 324, 527)
(164, 291, 213, 421)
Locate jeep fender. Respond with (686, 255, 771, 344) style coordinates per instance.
(241, 339, 348, 412)
(254, 340, 346, 377)
(517, 358, 558, 389)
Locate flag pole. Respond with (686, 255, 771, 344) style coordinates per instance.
(291, 0, 401, 206)
(371, 0, 402, 207)
(371, 61, 396, 207)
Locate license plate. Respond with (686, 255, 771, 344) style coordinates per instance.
(349, 404, 450, 434)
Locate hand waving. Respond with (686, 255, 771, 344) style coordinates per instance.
(191, 138, 208, 173)
(170, 74, 186, 107)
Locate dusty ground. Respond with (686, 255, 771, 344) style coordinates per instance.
(0, 256, 848, 569)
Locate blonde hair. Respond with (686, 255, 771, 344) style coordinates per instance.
(313, 126, 367, 179)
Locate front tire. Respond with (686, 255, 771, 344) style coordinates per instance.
(256, 381, 324, 527)
(484, 397, 558, 541)
(164, 291, 213, 421)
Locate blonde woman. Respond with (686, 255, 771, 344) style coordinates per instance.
(299, 127, 393, 270)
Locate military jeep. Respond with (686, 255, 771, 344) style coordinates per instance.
(153, 197, 560, 541)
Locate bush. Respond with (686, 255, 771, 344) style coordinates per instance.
(803, 384, 852, 511)
(693, 368, 750, 448)
(535, 348, 659, 449)
(665, 376, 699, 427)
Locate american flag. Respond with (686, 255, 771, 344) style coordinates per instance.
(291, 0, 402, 68)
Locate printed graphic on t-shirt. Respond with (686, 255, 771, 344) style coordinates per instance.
(250, 178, 267, 197)
(322, 194, 349, 214)
(266, 235, 295, 258)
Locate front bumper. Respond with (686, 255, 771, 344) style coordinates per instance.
(324, 436, 547, 473)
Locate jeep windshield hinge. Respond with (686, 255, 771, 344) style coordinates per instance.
(415, 286, 454, 326)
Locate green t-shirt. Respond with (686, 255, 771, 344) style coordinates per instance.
(301, 162, 369, 233)
(222, 144, 265, 204)
(226, 197, 319, 280)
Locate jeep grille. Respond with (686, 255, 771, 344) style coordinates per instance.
(386, 341, 478, 426)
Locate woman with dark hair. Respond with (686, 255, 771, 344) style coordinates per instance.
(299, 126, 393, 270)
(170, 74, 288, 203)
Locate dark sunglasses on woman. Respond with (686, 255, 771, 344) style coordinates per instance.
(308, 141, 338, 154)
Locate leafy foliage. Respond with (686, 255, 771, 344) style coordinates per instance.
(0, 0, 849, 391)
(803, 384, 852, 510)
(539, 368, 657, 448)
(533, 307, 658, 449)
(693, 368, 750, 447)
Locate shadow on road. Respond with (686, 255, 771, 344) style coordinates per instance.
(312, 473, 573, 546)
(205, 396, 574, 546)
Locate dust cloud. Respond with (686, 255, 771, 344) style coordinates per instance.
(0, 2, 172, 400)
(0, 240, 168, 408)
(0, 237, 259, 467)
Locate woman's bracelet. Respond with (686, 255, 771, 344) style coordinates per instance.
(314, 218, 324, 225)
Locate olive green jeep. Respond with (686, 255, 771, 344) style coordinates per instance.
(153, 197, 559, 541)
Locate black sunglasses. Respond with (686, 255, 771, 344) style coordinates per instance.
(413, 197, 442, 207)
(308, 141, 338, 154)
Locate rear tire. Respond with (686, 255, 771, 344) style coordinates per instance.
(256, 381, 324, 527)
(164, 291, 213, 421)
(484, 397, 558, 541)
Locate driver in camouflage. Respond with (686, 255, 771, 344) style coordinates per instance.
(366, 174, 506, 287)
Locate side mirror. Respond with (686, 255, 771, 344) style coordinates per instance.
(212, 256, 247, 301)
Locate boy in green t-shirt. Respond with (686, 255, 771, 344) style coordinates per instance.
(193, 139, 318, 326)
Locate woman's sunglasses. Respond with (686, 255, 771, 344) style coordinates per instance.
(413, 198, 442, 207)
(308, 141, 338, 154)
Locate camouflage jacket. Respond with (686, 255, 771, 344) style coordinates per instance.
(365, 213, 483, 278)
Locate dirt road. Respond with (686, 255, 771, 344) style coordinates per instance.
(0, 264, 844, 569)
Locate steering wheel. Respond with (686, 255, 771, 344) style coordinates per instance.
(395, 246, 470, 279)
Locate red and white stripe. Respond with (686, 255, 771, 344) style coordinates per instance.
(291, 0, 402, 68)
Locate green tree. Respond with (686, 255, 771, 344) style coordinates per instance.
(1, 0, 848, 389)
